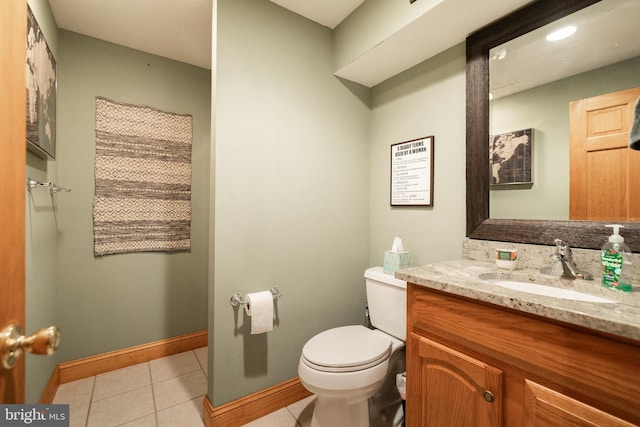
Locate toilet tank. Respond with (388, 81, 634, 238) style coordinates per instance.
(364, 267, 407, 341)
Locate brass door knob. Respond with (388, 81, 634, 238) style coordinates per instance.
(0, 324, 60, 370)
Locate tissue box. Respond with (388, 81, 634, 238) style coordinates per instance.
(383, 251, 412, 275)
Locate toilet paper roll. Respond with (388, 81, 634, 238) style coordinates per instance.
(244, 291, 274, 334)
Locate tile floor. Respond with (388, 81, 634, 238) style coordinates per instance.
(52, 346, 316, 427)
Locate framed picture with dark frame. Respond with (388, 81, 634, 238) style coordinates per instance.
(26, 5, 57, 159)
(489, 128, 533, 188)
(390, 136, 434, 206)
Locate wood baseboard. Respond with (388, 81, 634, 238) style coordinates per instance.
(202, 377, 312, 427)
(39, 367, 59, 404)
(40, 330, 207, 403)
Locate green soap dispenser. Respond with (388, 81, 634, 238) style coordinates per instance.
(601, 224, 633, 292)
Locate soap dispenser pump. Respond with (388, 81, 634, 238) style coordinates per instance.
(601, 224, 633, 292)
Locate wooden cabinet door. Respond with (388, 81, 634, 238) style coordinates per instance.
(524, 380, 635, 427)
(407, 333, 503, 426)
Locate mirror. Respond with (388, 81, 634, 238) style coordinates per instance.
(489, 0, 640, 221)
(466, 0, 640, 251)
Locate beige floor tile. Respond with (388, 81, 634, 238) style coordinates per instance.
(118, 413, 157, 426)
(241, 408, 299, 427)
(87, 385, 155, 427)
(69, 404, 90, 427)
(93, 363, 151, 401)
(287, 395, 315, 427)
(55, 347, 316, 427)
(152, 370, 207, 411)
(53, 376, 95, 408)
(149, 351, 201, 383)
(194, 346, 207, 371)
(156, 396, 205, 427)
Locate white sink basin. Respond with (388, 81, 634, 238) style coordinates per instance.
(484, 279, 615, 303)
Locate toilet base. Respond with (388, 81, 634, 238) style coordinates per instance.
(311, 396, 369, 427)
(368, 347, 405, 427)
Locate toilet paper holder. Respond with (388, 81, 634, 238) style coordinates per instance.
(230, 287, 282, 308)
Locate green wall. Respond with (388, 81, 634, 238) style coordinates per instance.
(24, 0, 485, 407)
(54, 32, 211, 361)
(368, 43, 467, 267)
(212, 0, 371, 405)
(24, 2, 211, 399)
(211, 0, 470, 405)
(25, 0, 59, 404)
(25, 0, 638, 409)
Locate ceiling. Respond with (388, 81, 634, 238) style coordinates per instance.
(48, 0, 540, 87)
(270, 0, 365, 29)
(47, 0, 363, 71)
(49, 0, 214, 70)
(49, 0, 637, 90)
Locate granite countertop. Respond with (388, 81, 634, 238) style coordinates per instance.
(396, 259, 640, 342)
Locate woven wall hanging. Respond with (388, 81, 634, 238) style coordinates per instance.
(93, 97, 193, 256)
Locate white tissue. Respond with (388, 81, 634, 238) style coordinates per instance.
(391, 237, 404, 252)
(244, 291, 274, 334)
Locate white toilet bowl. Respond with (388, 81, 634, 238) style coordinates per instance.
(298, 267, 407, 427)
(298, 325, 404, 427)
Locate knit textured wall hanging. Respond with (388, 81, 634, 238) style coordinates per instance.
(93, 97, 193, 256)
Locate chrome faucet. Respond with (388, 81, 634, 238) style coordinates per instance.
(549, 239, 593, 280)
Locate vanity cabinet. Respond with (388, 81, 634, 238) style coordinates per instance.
(406, 283, 640, 426)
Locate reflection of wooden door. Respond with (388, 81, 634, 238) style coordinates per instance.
(570, 87, 640, 221)
(0, 1, 27, 403)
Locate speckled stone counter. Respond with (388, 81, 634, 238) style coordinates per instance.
(396, 255, 640, 343)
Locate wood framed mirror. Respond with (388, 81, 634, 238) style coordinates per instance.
(466, 0, 640, 251)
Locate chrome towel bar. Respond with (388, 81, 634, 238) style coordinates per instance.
(27, 177, 71, 194)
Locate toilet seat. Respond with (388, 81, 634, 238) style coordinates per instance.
(302, 325, 392, 373)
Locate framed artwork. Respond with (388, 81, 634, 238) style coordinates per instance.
(489, 128, 532, 187)
(390, 136, 434, 206)
(26, 6, 57, 159)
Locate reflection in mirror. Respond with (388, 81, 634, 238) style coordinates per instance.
(489, 0, 640, 221)
(466, 0, 640, 251)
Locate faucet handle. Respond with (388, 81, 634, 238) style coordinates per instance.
(554, 239, 574, 258)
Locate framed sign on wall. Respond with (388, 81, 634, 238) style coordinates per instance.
(390, 136, 434, 206)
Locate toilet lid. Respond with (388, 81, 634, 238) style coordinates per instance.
(302, 325, 392, 372)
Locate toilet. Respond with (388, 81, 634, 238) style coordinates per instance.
(298, 267, 407, 427)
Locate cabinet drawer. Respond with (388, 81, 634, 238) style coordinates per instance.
(524, 380, 636, 427)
